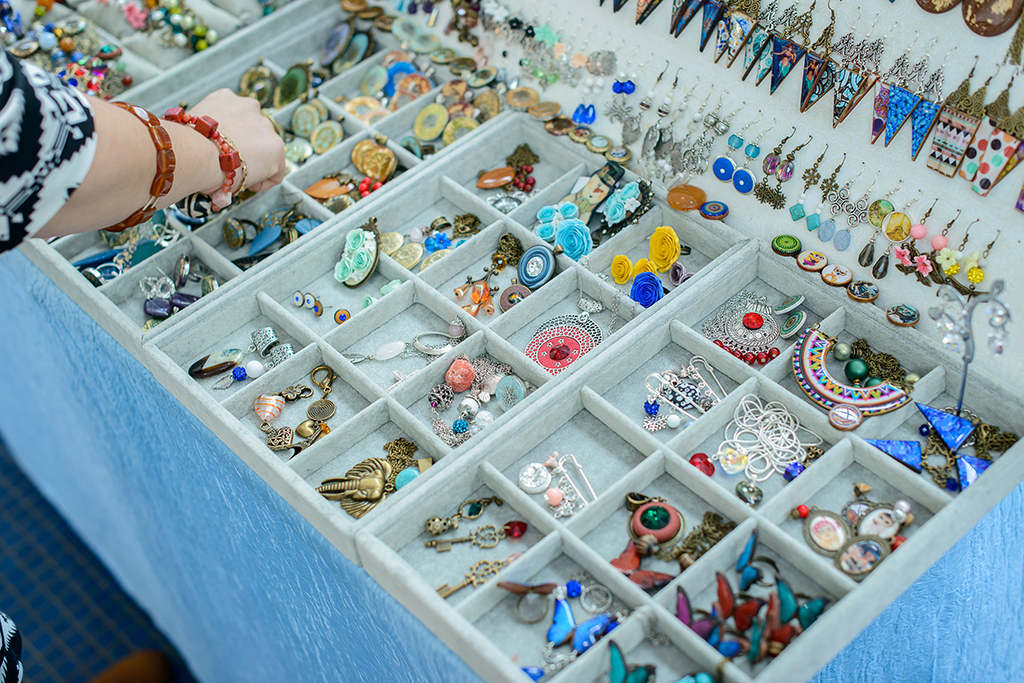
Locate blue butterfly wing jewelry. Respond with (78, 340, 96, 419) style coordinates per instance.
(573, 613, 612, 653)
(609, 640, 628, 683)
(547, 597, 577, 646)
(736, 529, 757, 571)
(626, 667, 655, 683)
(776, 578, 798, 623)
(608, 640, 655, 683)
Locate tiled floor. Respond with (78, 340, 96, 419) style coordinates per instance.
(0, 439, 197, 683)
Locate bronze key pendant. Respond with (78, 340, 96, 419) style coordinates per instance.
(436, 560, 504, 598)
(425, 524, 503, 552)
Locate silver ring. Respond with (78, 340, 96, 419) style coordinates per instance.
(250, 327, 280, 357)
(96, 263, 123, 281)
(173, 253, 191, 288)
(518, 462, 551, 494)
(81, 268, 104, 287)
(139, 276, 158, 298)
(515, 593, 549, 624)
(580, 584, 612, 614)
(266, 343, 294, 369)
(155, 276, 175, 299)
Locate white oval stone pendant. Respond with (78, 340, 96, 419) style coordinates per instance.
(374, 341, 407, 361)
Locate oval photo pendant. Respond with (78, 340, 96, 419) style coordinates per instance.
(835, 536, 890, 580)
(803, 510, 851, 555)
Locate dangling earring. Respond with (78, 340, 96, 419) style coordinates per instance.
(817, 161, 862, 244)
(965, 230, 999, 286)
(943, 219, 978, 276)
(775, 134, 812, 182)
(930, 208, 960, 252)
(713, 114, 758, 182)
(754, 126, 796, 208)
(858, 180, 903, 268)
(873, 191, 921, 279)
(799, 0, 837, 113)
(639, 60, 670, 111)
(806, 153, 844, 230)
(611, 46, 640, 95)
(733, 119, 774, 194)
(642, 66, 683, 162)
(762, 126, 796, 176)
(910, 198, 938, 242)
(961, 70, 1015, 182)
(789, 143, 827, 221)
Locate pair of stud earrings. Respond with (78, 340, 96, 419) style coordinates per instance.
(292, 291, 329, 317)
(292, 290, 353, 325)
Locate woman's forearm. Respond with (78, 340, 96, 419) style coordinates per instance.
(34, 99, 225, 240)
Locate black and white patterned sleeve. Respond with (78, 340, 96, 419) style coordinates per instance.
(0, 49, 97, 254)
(0, 611, 22, 683)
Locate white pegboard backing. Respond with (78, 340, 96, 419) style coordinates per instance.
(424, 0, 1024, 383)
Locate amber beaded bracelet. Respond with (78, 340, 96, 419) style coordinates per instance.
(105, 102, 175, 233)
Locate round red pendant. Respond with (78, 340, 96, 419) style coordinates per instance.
(526, 325, 596, 376)
(743, 312, 764, 330)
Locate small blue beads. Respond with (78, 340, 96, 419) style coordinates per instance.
(644, 400, 659, 416)
(453, 419, 468, 434)
(919, 424, 931, 437)
(232, 366, 247, 381)
(565, 580, 582, 598)
(945, 477, 959, 492)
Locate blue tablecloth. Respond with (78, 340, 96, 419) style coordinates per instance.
(1, 249, 1021, 683)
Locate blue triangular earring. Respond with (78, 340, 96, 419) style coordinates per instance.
(957, 455, 992, 490)
(866, 439, 922, 472)
(917, 402, 976, 452)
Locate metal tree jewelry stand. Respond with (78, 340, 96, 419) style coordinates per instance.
(929, 279, 1011, 416)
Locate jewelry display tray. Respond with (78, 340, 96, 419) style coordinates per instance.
(18, 3, 1024, 681)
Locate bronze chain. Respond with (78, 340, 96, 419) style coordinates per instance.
(920, 420, 1018, 487)
(850, 339, 915, 392)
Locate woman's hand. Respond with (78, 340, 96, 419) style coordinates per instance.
(188, 88, 286, 195)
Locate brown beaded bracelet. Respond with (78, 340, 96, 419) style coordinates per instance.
(163, 107, 241, 209)
(104, 102, 176, 233)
